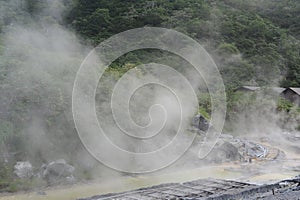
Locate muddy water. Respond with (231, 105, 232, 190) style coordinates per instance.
(0, 164, 298, 200)
(1, 140, 299, 200)
(0, 165, 243, 200)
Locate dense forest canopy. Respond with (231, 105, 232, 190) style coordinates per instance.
(63, 0, 300, 87)
(0, 0, 299, 86)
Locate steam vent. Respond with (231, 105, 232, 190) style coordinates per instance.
(79, 176, 300, 200)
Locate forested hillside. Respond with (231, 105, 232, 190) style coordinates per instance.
(0, 0, 299, 88)
(64, 0, 300, 87)
(0, 0, 299, 192)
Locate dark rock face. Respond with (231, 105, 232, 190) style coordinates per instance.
(41, 159, 75, 185)
(191, 114, 209, 132)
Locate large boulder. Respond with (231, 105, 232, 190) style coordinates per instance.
(206, 141, 243, 163)
(14, 161, 33, 179)
(42, 159, 75, 185)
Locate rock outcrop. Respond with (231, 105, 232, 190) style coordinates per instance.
(41, 159, 75, 185)
(14, 161, 33, 179)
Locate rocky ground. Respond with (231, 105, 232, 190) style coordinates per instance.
(13, 159, 76, 186)
(2, 120, 300, 199)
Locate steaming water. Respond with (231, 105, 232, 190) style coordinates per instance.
(1, 132, 300, 200)
(0, 164, 242, 200)
(2, 139, 300, 200)
(1, 1, 300, 200)
(0, 161, 298, 200)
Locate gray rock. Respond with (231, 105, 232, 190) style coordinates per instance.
(244, 141, 267, 158)
(14, 161, 33, 179)
(191, 114, 209, 132)
(206, 141, 243, 163)
(36, 191, 47, 196)
(42, 159, 75, 185)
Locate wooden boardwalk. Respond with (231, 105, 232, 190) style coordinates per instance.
(78, 179, 255, 200)
(78, 176, 300, 200)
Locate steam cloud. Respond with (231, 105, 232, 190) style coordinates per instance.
(0, 0, 95, 171)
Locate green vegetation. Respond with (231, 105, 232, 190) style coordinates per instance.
(64, 0, 300, 87)
(277, 97, 294, 112)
